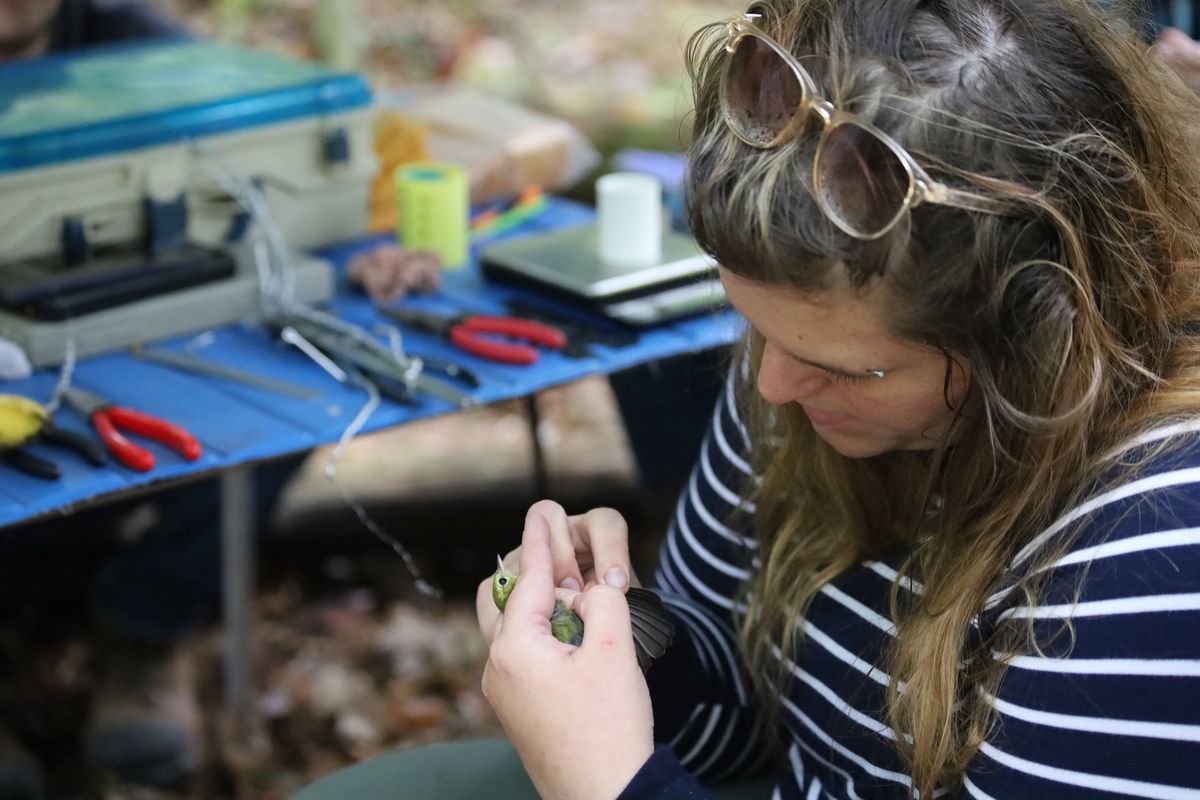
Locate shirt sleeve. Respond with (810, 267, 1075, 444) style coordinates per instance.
(964, 462, 1200, 799)
(623, 360, 774, 796)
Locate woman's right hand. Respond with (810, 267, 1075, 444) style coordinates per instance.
(475, 499, 640, 644)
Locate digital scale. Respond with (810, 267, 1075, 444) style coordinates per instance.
(479, 224, 725, 326)
(0, 39, 379, 366)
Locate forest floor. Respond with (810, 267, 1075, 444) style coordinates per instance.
(4, 376, 687, 798)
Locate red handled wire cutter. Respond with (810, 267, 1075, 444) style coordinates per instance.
(383, 308, 567, 365)
(63, 387, 202, 472)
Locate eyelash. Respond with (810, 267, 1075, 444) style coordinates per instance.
(828, 372, 871, 385)
(773, 345, 880, 384)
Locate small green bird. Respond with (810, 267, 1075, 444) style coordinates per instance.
(492, 555, 675, 670)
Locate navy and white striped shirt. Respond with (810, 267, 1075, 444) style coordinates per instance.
(620, 364, 1200, 799)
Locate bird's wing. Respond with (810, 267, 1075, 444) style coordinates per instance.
(627, 587, 675, 671)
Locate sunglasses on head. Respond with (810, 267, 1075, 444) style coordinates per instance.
(718, 12, 1011, 240)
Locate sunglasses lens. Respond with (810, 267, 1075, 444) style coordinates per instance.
(817, 122, 912, 237)
(723, 34, 806, 146)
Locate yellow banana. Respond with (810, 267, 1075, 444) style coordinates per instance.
(0, 394, 49, 449)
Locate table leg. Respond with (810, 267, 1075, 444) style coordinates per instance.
(220, 465, 256, 716)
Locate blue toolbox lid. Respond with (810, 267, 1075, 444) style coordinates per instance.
(0, 39, 373, 173)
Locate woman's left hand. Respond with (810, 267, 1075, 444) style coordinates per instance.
(482, 512, 654, 800)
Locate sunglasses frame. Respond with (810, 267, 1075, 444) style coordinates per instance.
(718, 13, 1010, 240)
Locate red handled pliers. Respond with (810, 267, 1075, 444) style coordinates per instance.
(383, 308, 567, 365)
(62, 387, 202, 472)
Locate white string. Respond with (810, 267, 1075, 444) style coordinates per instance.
(192, 139, 441, 599)
(326, 371, 441, 599)
(377, 324, 409, 363)
(44, 323, 77, 414)
(325, 374, 380, 474)
(376, 324, 424, 392)
(196, 145, 426, 379)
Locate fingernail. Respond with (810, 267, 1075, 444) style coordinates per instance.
(605, 567, 627, 590)
(560, 577, 581, 592)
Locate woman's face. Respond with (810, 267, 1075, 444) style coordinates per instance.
(721, 268, 970, 459)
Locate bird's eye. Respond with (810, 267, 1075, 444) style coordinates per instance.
(498, 577, 507, 586)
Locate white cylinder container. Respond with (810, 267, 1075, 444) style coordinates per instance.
(596, 172, 663, 268)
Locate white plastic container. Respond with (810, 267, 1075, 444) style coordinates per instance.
(595, 172, 664, 268)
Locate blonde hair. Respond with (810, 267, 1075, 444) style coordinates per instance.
(685, 0, 1200, 794)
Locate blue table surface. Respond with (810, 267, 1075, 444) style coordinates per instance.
(0, 198, 743, 527)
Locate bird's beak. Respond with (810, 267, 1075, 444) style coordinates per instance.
(496, 554, 505, 572)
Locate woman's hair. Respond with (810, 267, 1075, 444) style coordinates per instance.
(686, 0, 1200, 794)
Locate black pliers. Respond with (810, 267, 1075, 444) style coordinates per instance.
(4, 422, 107, 480)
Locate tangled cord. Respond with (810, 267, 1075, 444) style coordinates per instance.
(194, 140, 442, 599)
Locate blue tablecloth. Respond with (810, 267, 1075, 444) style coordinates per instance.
(0, 198, 742, 527)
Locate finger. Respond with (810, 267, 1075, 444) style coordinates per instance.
(503, 513, 556, 626)
(500, 546, 522, 573)
(573, 584, 637, 662)
(554, 586, 581, 609)
(491, 611, 504, 642)
(476, 575, 502, 644)
(529, 501, 585, 592)
(570, 508, 634, 591)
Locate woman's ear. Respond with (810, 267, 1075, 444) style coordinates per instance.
(946, 354, 972, 410)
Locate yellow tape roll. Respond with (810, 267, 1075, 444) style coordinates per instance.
(395, 162, 469, 270)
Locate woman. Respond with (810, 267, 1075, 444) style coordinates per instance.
(477, 0, 1200, 797)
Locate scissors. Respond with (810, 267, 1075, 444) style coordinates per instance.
(62, 387, 202, 472)
(382, 308, 566, 365)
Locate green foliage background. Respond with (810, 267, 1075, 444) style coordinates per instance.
(157, 0, 736, 159)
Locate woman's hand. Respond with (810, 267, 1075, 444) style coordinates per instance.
(346, 244, 443, 304)
(482, 513, 654, 800)
(476, 500, 640, 645)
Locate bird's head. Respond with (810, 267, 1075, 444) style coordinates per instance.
(491, 555, 518, 611)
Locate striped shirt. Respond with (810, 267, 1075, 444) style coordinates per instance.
(620, 364, 1200, 799)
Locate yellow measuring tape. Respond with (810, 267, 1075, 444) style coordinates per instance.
(395, 162, 469, 269)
